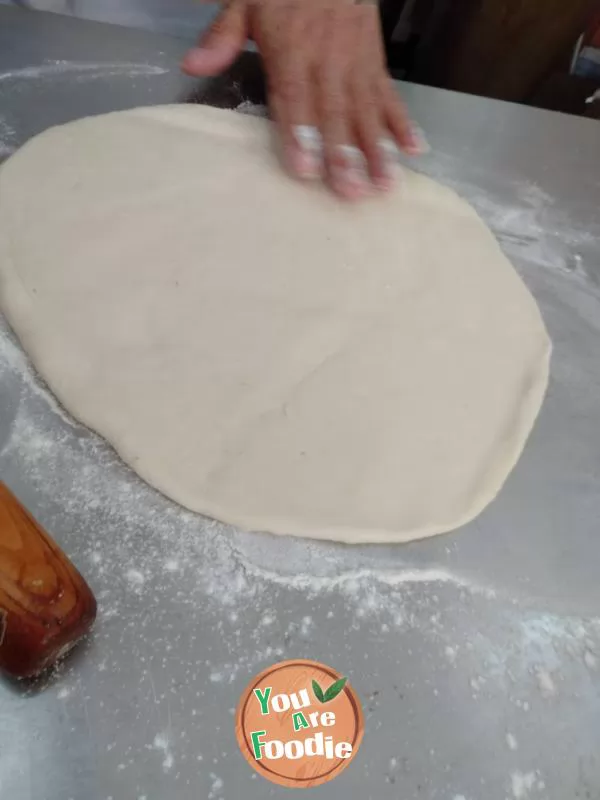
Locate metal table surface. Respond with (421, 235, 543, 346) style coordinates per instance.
(1, 7, 600, 800)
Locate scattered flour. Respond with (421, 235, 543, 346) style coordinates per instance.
(0, 61, 169, 84)
(506, 732, 519, 751)
(152, 733, 174, 773)
(584, 649, 597, 670)
(0, 59, 171, 158)
(235, 100, 267, 118)
(510, 770, 538, 799)
(299, 615, 313, 636)
(125, 568, 145, 587)
(0, 115, 17, 159)
(0, 317, 500, 627)
(208, 773, 224, 800)
(445, 646, 457, 664)
(535, 668, 557, 698)
(419, 152, 599, 289)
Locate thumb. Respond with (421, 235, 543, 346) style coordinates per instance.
(181, 2, 247, 76)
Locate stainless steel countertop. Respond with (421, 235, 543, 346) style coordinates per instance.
(1, 7, 600, 800)
(0, 0, 219, 40)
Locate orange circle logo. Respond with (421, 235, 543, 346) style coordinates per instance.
(235, 659, 364, 788)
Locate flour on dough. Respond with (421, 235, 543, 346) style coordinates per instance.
(0, 105, 551, 543)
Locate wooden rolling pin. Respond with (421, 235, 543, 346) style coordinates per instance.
(0, 481, 97, 679)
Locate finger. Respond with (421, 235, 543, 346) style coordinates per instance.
(320, 79, 367, 200)
(352, 76, 393, 191)
(272, 79, 322, 180)
(319, 23, 370, 199)
(382, 80, 430, 156)
(349, 6, 397, 191)
(269, 57, 321, 177)
(181, 2, 247, 76)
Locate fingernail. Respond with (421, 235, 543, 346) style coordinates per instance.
(294, 125, 322, 153)
(332, 145, 369, 197)
(291, 125, 323, 178)
(408, 124, 430, 155)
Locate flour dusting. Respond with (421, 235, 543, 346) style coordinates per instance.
(0, 60, 169, 84)
(534, 667, 557, 698)
(208, 773, 224, 800)
(419, 151, 599, 290)
(0, 314, 495, 615)
(0, 313, 524, 695)
(0, 115, 17, 159)
(235, 100, 268, 118)
(584, 649, 597, 670)
(3, 311, 600, 800)
(510, 770, 539, 799)
(152, 733, 174, 773)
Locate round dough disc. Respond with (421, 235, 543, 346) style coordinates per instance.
(0, 105, 551, 543)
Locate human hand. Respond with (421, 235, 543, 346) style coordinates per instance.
(182, 0, 428, 200)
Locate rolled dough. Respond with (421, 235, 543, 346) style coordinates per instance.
(0, 105, 551, 543)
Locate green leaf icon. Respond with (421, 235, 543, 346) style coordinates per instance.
(312, 679, 325, 703)
(323, 677, 347, 702)
(313, 677, 348, 703)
